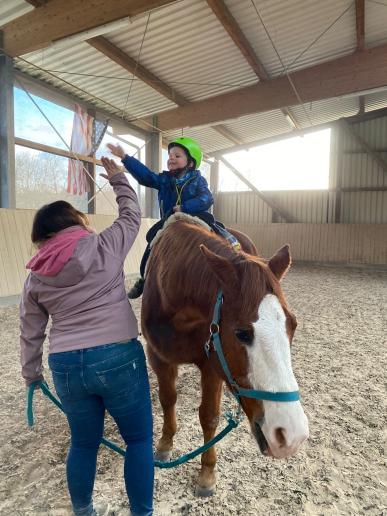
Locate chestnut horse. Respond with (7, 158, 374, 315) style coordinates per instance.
(141, 215, 309, 496)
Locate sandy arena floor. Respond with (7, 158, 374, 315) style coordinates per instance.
(0, 264, 386, 515)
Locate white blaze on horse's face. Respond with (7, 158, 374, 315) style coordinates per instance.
(246, 294, 309, 459)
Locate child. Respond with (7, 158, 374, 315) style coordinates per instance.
(108, 137, 239, 298)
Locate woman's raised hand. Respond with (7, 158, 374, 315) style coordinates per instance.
(100, 157, 123, 180)
(107, 143, 125, 159)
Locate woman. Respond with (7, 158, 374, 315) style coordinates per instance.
(20, 157, 153, 516)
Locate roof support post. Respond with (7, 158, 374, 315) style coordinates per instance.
(334, 126, 343, 223)
(210, 159, 219, 217)
(145, 118, 161, 218)
(86, 108, 96, 214)
(210, 159, 219, 195)
(0, 31, 16, 208)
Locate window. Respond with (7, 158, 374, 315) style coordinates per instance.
(15, 145, 87, 211)
(14, 85, 147, 214)
(95, 132, 146, 215)
(95, 130, 139, 161)
(95, 165, 146, 216)
(219, 129, 331, 191)
(14, 87, 74, 150)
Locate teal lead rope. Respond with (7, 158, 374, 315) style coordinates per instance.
(26, 381, 241, 469)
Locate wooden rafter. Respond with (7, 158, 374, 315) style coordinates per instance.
(141, 43, 387, 131)
(355, 0, 365, 51)
(25, 0, 50, 6)
(347, 106, 387, 124)
(206, 0, 300, 130)
(1, 0, 177, 57)
(355, 0, 366, 114)
(89, 36, 242, 145)
(206, 0, 268, 79)
(88, 36, 188, 106)
(212, 125, 243, 145)
(207, 106, 387, 158)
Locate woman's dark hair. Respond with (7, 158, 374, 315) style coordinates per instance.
(31, 200, 89, 245)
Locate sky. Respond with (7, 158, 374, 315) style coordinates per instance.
(14, 87, 331, 192)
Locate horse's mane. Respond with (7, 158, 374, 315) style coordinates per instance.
(148, 219, 282, 318)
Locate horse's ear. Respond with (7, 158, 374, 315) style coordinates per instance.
(268, 244, 291, 281)
(200, 244, 239, 291)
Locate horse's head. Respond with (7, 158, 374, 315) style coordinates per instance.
(200, 243, 309, 459)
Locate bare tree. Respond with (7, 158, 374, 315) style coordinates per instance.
(15, 149, 87, 211)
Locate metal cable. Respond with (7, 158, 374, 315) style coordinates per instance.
(121, 11, 151, 119)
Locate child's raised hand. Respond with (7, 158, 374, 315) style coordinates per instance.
(107, 143, 125, 159)
(100, 157, 123, 180)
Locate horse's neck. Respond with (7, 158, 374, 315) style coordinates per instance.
(155, 225, 230, 308)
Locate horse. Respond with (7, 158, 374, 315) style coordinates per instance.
(141, 214, 309, 496)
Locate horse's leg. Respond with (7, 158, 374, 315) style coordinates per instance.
(196, 363, 223, 497)
(149, 351, 178, 462)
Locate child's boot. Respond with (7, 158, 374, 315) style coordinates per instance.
(127, 277, 145, 299)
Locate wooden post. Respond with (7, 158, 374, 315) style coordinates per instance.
(334, 126, 343, 223)
(0, 31, 16, 208)
(210, 159, 219, 217)
(145, 120, 161, 218)
(87, 108, 96, 214)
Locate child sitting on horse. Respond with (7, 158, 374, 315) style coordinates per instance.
(108, 137, 238, 298)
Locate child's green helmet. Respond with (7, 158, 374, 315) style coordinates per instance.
(168, 137, 202, 169)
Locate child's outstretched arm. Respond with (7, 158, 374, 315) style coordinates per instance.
(180, 176, 214, 214)
(107, 143, 161, 190)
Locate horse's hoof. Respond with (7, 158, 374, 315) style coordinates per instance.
(195, 484, 215, 497)
(154, 449, 171, 462)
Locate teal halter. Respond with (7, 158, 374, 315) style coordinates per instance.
(205, 291, 300, 403)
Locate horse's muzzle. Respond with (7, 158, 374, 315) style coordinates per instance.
(254, 420, 269, 455)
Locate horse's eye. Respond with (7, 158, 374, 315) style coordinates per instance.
(234, 329, 253, 345)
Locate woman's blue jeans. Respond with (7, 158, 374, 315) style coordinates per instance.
(48, 340, 154, 516)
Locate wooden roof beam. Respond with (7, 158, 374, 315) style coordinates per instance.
(212, 124, 243, 145)
(140, 43, 387, 131)
(206, 0, 268, 79)
(89, 36, 241, 145)
(206, 0, 300, 130)
(355, 0, 366, 114)
(355, 0, 365, 51)
(88, 36, 188, 106)
(16, 0, 259, 146)
(1, 0, 176, 57)
(25, 0, 50, 6)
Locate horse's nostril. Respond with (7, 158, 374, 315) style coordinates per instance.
(275, 427, 286, 447)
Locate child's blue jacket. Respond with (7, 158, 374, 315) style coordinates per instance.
(122, 155, 213, 217)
